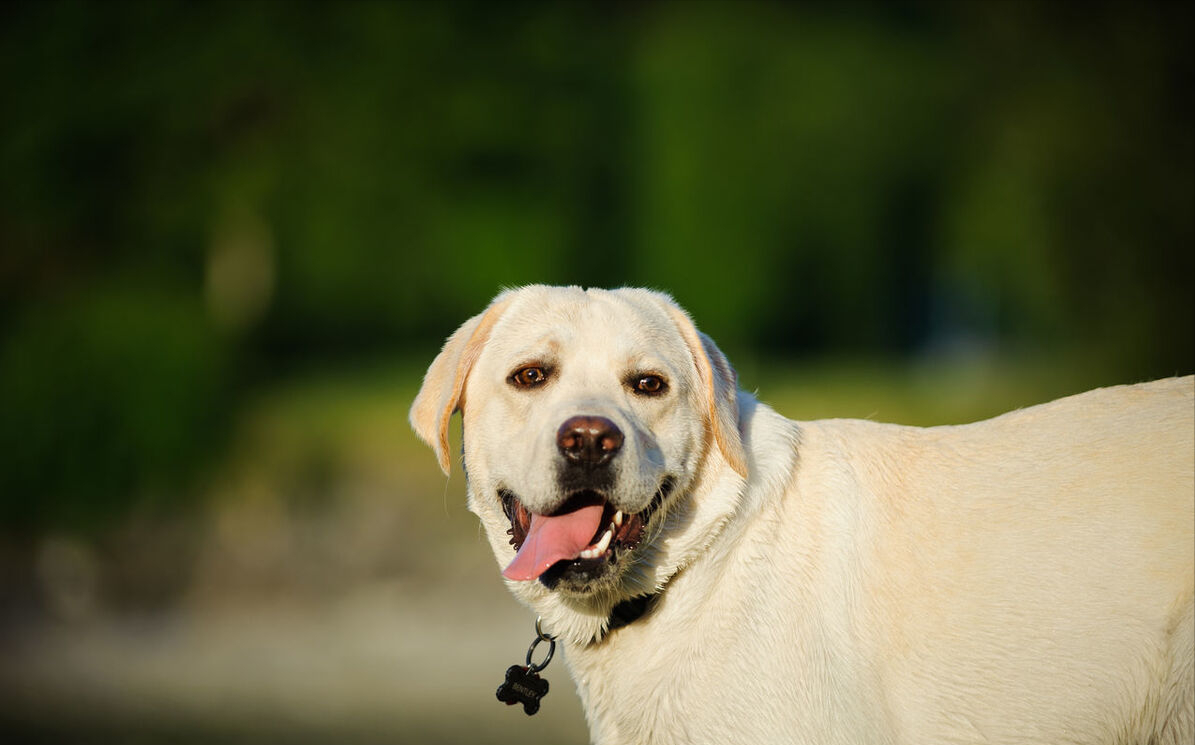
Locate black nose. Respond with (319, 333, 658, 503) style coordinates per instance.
(556, 415, 624, 466)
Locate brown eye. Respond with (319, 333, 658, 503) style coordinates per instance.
(632, 374, 667, 396)
(511, 366, 549, 388)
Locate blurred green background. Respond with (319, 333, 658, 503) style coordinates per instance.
(1, 1, 1191, 743)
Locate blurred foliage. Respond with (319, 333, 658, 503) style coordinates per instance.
(0, 0, 1191, 533)
(0, 285, 229, 532)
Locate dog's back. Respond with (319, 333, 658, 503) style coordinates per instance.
(811, 376, 1194, 744)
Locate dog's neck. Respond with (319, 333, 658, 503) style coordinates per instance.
(521, 396, 793, 648)
(605, 594, 657, 634)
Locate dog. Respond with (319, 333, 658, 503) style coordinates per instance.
(410, 285, 1194, 744)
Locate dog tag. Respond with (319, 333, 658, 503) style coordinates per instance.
(496, 664, 550, 715)
(496, 616, 556, 715)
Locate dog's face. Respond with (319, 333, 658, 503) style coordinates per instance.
(411, 286, 747, 643)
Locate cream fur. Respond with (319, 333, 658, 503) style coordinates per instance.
(411, 285, 1194, 745)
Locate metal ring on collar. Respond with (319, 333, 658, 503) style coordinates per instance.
(526, 617, 556, 672)
(535, 616, 555, 642)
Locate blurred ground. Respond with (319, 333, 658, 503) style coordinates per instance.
(0, 582, 588, 744)
(0, 354, 1113, 744)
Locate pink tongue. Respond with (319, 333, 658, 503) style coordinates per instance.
(502, 503, 605, 581)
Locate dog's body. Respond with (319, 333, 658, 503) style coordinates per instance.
(411, 286, 1194, 744)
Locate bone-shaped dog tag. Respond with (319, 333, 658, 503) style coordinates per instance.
(496, 618, 556, 715)
(496, 664, 550, 715)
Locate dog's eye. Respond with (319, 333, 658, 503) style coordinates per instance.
(632, 374, 667, 396)
(511, 366, 549, 388)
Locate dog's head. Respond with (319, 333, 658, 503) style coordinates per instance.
(410, 286, 748, 643)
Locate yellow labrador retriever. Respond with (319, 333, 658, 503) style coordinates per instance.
(410, 285, 1194, 745)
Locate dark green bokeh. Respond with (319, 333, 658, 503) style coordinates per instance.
(1, 0, 1192, 533)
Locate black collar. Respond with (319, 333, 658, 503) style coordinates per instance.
(607, 594, 657, 632)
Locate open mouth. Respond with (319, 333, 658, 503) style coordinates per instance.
(498, 480, 673, 585)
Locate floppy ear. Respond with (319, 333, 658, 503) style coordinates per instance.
(663, 303, 749, 478)
(409, 295, 513, 475)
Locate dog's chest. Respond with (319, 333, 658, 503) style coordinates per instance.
(564, 597, 850, 745)
(568, 628, 742, 744)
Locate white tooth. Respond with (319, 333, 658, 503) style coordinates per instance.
(614, 510, 623, 527)
(593, 528, 613, 555)
(579, 528, 615, 560)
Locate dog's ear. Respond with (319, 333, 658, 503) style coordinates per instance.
(409, 294, 513, 475)
(663, 303, 749, 478)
